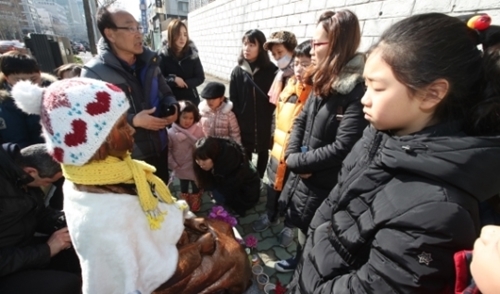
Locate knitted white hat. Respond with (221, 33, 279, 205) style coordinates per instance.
(11, 78, 130, 166)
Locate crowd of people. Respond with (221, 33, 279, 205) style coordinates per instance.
(1, 3, 500, 294)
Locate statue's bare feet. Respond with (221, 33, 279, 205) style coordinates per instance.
(198, 232, 216, 255)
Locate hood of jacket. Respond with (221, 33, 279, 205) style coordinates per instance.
(330, 53, 365, 95)
(0, 72, 57, 102)
(96, 37, 158, 69)
(199, 99, 233, 115)
(160, 40, 199, 60)
(370, 122, 500, 201)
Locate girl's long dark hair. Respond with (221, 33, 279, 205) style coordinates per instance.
(238, 29, 272, 70)
(192, 137, 220, 189)
(371, 13, 500, 136)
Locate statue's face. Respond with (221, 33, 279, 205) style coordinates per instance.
(107, 115, 135, 157)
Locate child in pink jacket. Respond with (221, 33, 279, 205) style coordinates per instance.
(168, 100, 205, 211)
(199, 82, 241, 143)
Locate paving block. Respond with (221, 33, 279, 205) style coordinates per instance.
(275, 272, 293, 285)
(260, 228, 275, 239)
(239, 213, 260, 225)
(258, 237, 279, 251)
(273, 245, 293, 261)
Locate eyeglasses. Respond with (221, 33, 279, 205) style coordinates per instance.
(114, 26, 143, 34)
(311, 40, 329, 49)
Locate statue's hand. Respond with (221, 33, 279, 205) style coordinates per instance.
(198, 232, 216, 255)
(184, 217, 209, 233)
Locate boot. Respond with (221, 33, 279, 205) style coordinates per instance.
(190, 191, 202, 212)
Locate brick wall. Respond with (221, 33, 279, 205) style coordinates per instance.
(188, 0, 500, 80)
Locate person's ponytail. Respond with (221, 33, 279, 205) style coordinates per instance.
(467, 48, 500, 135)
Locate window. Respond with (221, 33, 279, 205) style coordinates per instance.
(178, 1, 188, 12)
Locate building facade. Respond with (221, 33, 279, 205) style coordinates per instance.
(37, 8, 55, 35)
(34, 0, 71, 37)
(20, 0, 43, 34)
(55, 0, 86, 40)
(146, 0, 189, 49)
(0, 0, 25, 39)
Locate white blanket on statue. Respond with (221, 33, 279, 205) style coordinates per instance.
(63, 182, 185, 294)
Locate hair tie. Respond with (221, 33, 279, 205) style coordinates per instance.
(467, 14, 491, 31)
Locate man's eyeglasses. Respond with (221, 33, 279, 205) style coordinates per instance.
(114, 26, 143, 34)
(311, 40, 329, 49)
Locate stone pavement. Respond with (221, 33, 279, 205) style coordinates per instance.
(169, 74, 298, 292)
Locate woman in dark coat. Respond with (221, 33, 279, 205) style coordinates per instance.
(288, 13, 500, 293)
(159, 19, 205, 105)
(193, 137, 260, 216)
(275, 10, 368, 273)
(229, 29, 277, 178)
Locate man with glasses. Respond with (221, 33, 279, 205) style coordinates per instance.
(81, 5, 178, 183)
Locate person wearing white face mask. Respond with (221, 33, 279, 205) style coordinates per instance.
(264, 31, 298, 105)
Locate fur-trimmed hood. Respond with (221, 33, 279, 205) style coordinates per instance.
(199, 99, 233, 115)
(0, 72, 57, 101)
(330, 53, 365, 95)
(160, 40, 199, 60)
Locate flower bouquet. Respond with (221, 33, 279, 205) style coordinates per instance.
(244, 234, 259, 265)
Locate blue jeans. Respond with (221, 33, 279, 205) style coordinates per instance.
(211, 189, 225, 204)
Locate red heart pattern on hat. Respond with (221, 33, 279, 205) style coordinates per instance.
(87, 91, 111, 116)
(53, 147, 64, 162)
(64, 119, 87, 147)
(28, 77, 129, 166)
(43, 92, 71, 135)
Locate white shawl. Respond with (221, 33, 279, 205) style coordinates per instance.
(63, 182, 185, 294)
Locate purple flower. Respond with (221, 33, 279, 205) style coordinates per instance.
(207, 206, 237, 227)
(208, 206, 229, 220)
(244, 235, 258, 249)
(225, 216, 238, 227)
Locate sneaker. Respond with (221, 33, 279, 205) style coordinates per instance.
(252, 214, 280, 232)
(274, 256, 298, 273)
(278, 226, 294, 247)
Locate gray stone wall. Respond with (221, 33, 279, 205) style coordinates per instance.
(188, 0, 500, 80)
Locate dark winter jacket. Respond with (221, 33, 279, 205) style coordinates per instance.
(211, 138, 260, 215)
(0, 73, 57, 148)
(279, 54, 367, 233)
(159, 41, 205, 105)
(81, 38, 178, 160)
(230, 60, 277, 153)
(0, 143, 65, 277)
(288, 123, 500, 294)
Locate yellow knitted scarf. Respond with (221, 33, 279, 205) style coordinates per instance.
(62, 154, 184, 230)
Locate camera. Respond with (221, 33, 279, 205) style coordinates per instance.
(53, 214, 67, 231)
(160, 103, 178, 117)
